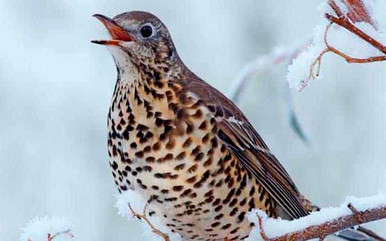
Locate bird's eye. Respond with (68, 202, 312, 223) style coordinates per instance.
(140, 25, 153, 38)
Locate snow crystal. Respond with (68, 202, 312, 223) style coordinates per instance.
(246, 193, 386, 240)
(20, 216, 73, 241)
(116, 190, 182, 241)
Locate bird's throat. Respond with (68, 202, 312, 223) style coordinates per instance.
(108, 47, 141, 85)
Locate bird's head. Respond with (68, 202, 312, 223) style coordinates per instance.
(92, 11, 179, 70)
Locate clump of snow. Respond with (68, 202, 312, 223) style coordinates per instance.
(246, 209, 268, 240)
(287, 0, 386, 91)
(247, 193, 386, 240)
(116, 190, 182, 241)
(286, 21, 327, 90)
(116, 189, 145, 218)
(20, 216, 73, 241)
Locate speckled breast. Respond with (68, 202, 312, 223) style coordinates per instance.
(107, 77, 273, 240)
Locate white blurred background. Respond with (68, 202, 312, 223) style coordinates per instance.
(1, 0, 385, 240)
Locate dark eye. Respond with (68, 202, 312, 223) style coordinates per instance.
(140, 25, 153, 38)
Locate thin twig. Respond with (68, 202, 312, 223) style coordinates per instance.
(329, 0, 345, 18)
(323, 14, 386, 63)
(257, 213, 270, 241)
(47, 229, 74, 241)
(326, 1, 386, 54)
(308, 9, 386, 83)
(348, 203, 364, 223)
(325, 13, 386, 55)
(128, 203, 170, 241)
(300, 0, 386, 91)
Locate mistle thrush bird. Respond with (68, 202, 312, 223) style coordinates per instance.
(92, 11, 373, 241)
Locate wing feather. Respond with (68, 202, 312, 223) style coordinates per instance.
(218, 115, 308, 219)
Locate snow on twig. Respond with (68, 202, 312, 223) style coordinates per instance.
(287, 0, 386, 91)
(116, 190, 181, 241)
(20, 216, 73, 241)
(247, 193, 386, 241)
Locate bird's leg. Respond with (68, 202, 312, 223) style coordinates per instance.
(128, 202, 170, 241)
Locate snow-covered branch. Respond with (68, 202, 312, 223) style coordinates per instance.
(247, 194, 386, 241)
(287, 0, 386, 91)
(116, 192, 386, 241)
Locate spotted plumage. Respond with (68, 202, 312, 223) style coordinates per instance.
(94, 11, 310, 240)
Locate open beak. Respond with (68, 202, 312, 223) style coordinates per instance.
(91, 14, 133, 46)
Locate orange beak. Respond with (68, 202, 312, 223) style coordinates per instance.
(91, 14, 133, 46)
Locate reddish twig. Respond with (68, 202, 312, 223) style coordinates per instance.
(326, 0, 386, 54)
(47, 229, 74, 241)
(324, 13, 386, 55)
(257, 213, 270, 241)
(302, 0, 386, 90)
(128, 203, 170, 241)
(323, 23, 386, 63)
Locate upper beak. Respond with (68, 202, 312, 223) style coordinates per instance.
(91, 14, 133, 46)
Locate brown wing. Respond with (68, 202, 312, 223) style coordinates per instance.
(216, 113, 308, 219)
(181, 76, 308, 219)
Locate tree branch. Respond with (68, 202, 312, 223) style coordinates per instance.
(257, 204, 386, 241)
(325, 4, 386, 54)
(325, 0, 386, 55)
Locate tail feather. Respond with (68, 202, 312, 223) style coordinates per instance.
(336, 228, 374, 241)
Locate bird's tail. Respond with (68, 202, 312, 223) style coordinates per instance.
(335, 228, 383, 241)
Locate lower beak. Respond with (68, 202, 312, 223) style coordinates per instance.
(91, 14, 133, 45)
(91, 40, 121, 46)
